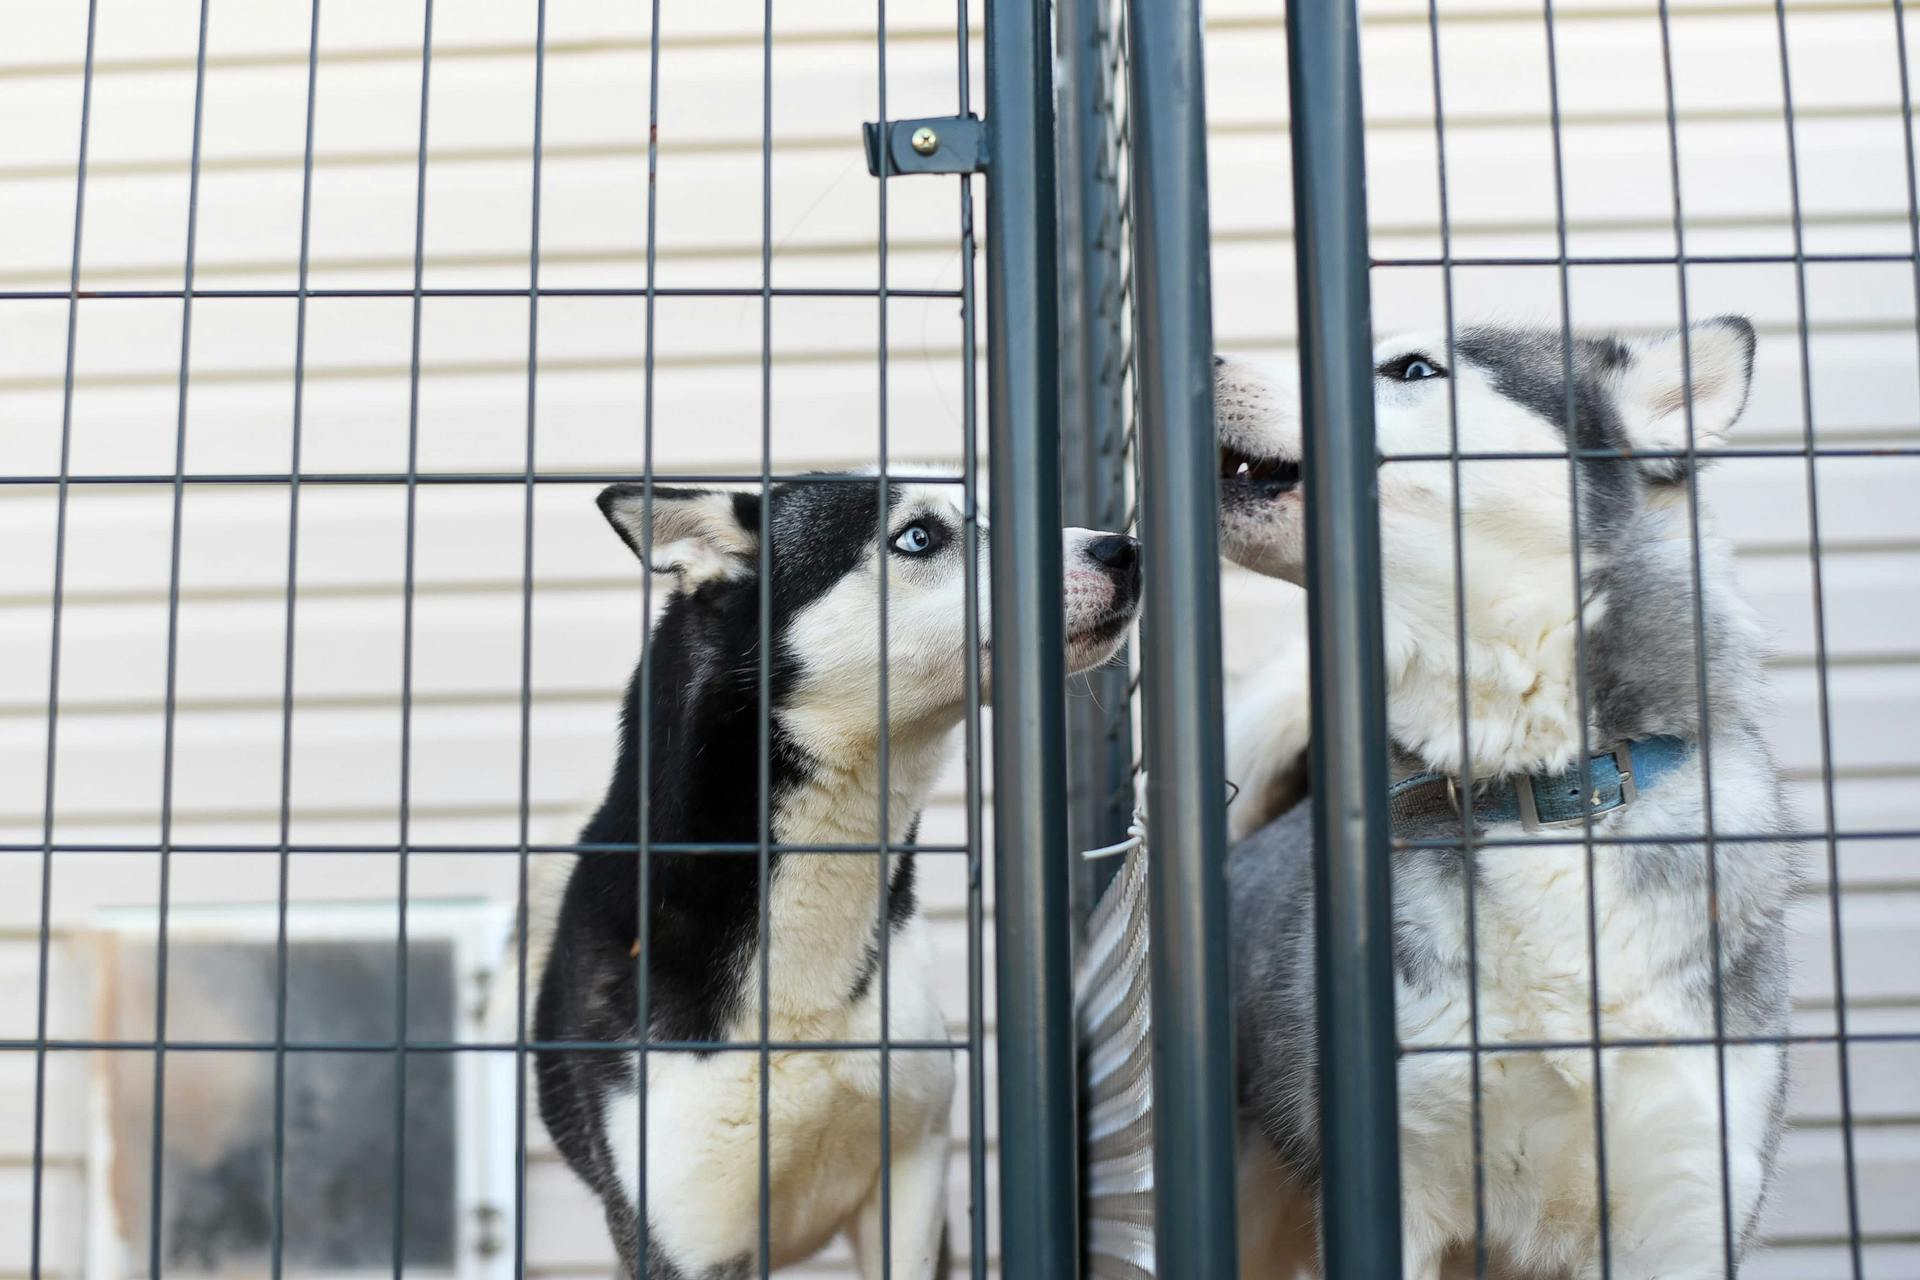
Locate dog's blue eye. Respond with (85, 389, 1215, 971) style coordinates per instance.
(1379, 354, 1446, 382)
(892, 524, 933, 555)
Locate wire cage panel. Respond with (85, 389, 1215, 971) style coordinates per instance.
(3, 0, 1008, 1276)
(1068, 0, 1920, 1276)
(5, 0, 1920, 1276)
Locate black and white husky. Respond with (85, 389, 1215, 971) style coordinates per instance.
(1215, 318, 1798, 1278)
(533, 478, 1141, 1279)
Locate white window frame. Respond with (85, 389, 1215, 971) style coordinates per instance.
(85, 898, 518, 1280)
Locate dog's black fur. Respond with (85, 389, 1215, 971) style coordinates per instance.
(533, 481, 922, 1274)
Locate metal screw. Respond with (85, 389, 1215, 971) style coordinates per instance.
(910, 126, 939, 156)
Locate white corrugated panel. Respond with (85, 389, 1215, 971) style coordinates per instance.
(1, 0, 1914, 1275)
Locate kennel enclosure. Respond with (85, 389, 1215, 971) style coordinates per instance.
(3, 0, 1918, 1277)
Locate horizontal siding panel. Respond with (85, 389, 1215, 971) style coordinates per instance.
(0, 464, 1907, 614)
(0, 942, 95, 1045)
(8, 245, 1915, 380)
(1787, 1036, 1920, 1123)
(0, 1048, 95, 1159)
(4, 6, 1911, 279)
(1781, 774, 1920, 839)
(0, 39, 967, 292)
(1744, 1240, 1920, 1280)
(0, 687, 990, 841)
(1766, 1122, 1920, 1241)
(0, 1165, 85, 1273)
(7, 122, 1916, 289)
(0, 551, 1898, 716)
(0, 346, 981, 483)
(1786, 892, 1920, 1029)
(0, 791, 982, 855)
(0, 670, 1906, 840)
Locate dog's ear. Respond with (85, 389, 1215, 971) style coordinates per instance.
(1611, 315, 1756, 482)
(597, 484, 762, 587)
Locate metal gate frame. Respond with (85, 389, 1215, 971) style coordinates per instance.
(979, 0, 1244, 1269)
(6, 0, 1392, 1272)
(1045, 0, 1404, 1275)
(1281, 5, 1404, 1278)
(1019, 0, 1249, 1273)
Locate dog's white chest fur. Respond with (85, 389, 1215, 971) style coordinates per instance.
(1389, 758, 1786, 1274)
(605, 914, 953, 1272)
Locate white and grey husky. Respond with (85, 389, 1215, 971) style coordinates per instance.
(533, 478, 1141, 1279)
(1216, 318, 1798, 1279)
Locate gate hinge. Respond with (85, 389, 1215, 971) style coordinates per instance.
(863, 115, 986, 177)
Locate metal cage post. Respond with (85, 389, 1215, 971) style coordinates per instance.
(1119, 0, 1241, 1275)
(1284, 2, 1405, 1276)
(1056, 0, 1137, 913)
(985, 0, 1082, 1271)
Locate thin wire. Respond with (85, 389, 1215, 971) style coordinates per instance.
(6, 1036, 976, 1054)
(1899, 0, 1920, 419)
(0, 469, 972, 487)
(631, 0, 664, 1267)
(956, 0, 989, 1271)
(874, 0, 897, 1271)
(515, 4, 550, 1277)
(1650, 3, 1741, 1271)
(1395, 824, 1920, 849)
(0, 839, 977, 856)
(393, 0, 438, 1267)
(1538, 4, 1614, 1269)
(16, 444, 1920, 491)
(1370, 250, 1920, 268)
(0, 284, 965, 301)
(271, 1, 325, 1273)
(1894, 35, 1920, 1267)
(1770, 0, 1865, 1268)
(14, 1028, 1920, 1053)
(28, 0, 97, 1269)
(148, 3, 213, 1270)
(8, 824, 1912, 856)
(1379, 445, 1920, 462)
(1420, 3, 1489, 1271)
(1398, 1029, 1920, 1053)
(757, 1, 776, 1271)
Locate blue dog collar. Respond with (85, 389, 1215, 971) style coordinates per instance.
(1389, 736, 1693, 837)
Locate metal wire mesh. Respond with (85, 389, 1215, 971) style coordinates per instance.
(1068, 1, 1920, 1277)
(1059, 4, 1151, 1269)
(1366, 4, 1908, 1274)
(7, 0, 1919, 1277)
(4, 2, 999, 1277)
(1060, 0, 1143, 913)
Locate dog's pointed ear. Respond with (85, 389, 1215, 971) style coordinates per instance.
(1611, 315, 1756, 481)
(597, 484, 761, 586)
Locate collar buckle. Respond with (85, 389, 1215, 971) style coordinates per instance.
(1612, 740, 1639, 808)
(1513, 740, 1637, 833)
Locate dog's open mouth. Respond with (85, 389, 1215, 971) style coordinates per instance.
(1220, 444, 1301, 497)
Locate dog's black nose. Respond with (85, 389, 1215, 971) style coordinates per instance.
(1086, 534, 1140, 577)
(1212, 354, 1226, 368)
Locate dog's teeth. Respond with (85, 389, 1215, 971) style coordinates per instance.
(1236, 462, 1250, 477)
